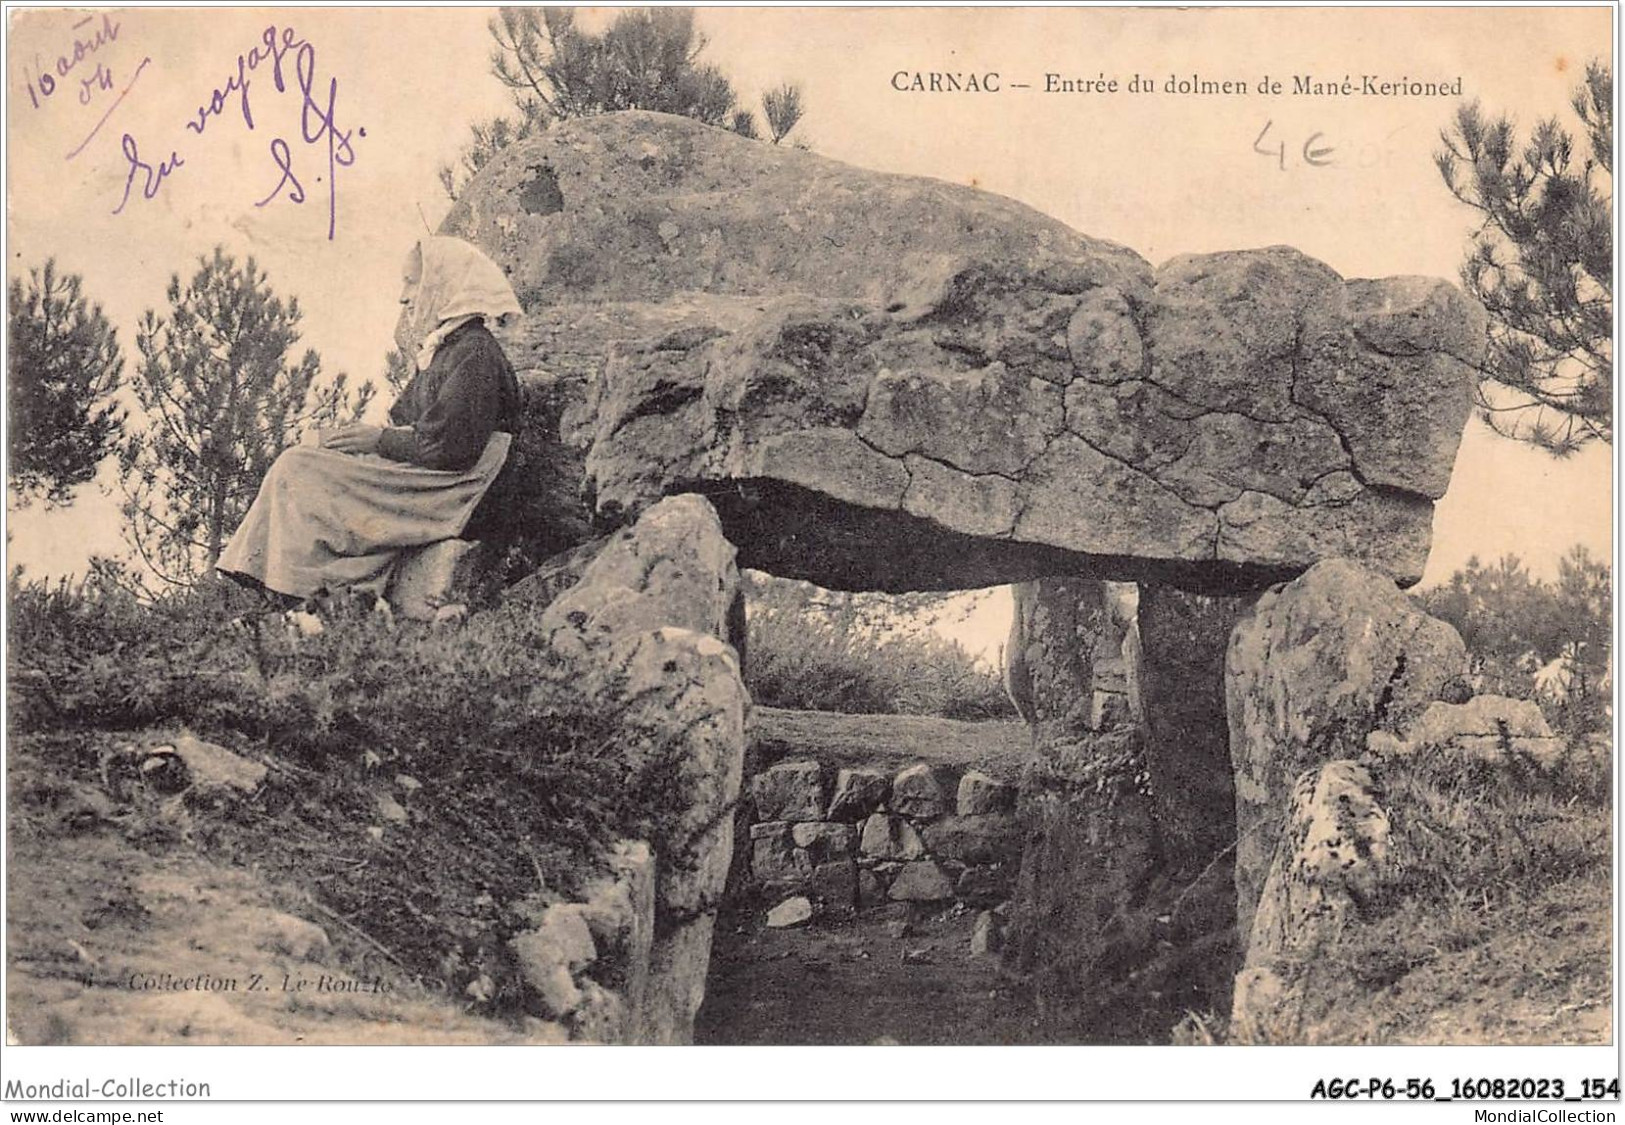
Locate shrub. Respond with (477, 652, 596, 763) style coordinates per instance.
(8, 569, 704, 1013)
(742, 579, 1013, 720)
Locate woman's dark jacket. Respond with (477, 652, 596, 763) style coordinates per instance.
(376, 319, 521, 471)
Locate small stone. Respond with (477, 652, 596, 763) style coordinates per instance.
(807, 859, 858, 919)
(537, 905, 598, 967)
(251, 911, 330, 960)
(970, 910, 1003, 956)
(572, 980, 628, 1044)
(432, 604, 468, 628)
(891, 763, 953, 819)
(920, 814, 1022, 865)
(857, 868, 887, 908)
(375, 794, 409, 826)
(888, 860, 956, 902)
(885, 919, 913, 940)
(766, 896, 814, 928)
(1399, 695, 1566, 765)
(366, 826, 384, 841)
(529, 964, 583, 1018)
(751, 823, 811, 888)
(1364, 730, 1410, 756)
(955, 865, 1014, 906)
(828, 768, 890, 820)
(859, 813, 924, 860)
(791, 821, 857, 863)
(395, 774, 422, 793)
(956, 770, 1015, 816)
(511, 906, 598, 1018)
(390, 539, 479, 623)
(167, 734, 268, 795)
(751, 761, 827, 822)
(285, 610, 325, 637)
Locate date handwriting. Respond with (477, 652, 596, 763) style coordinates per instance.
(23, 13, 121, 109)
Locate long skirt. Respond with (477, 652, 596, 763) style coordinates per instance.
(216, 432, 511, 599)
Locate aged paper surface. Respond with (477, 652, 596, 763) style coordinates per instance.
(3, 4, 1615, 1105)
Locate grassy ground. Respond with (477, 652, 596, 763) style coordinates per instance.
(1249, 740, 1614, 1045)
(6, 576, 701, 1039)
(749, 705, 1031, 780)
(7, 730, 527, 1045)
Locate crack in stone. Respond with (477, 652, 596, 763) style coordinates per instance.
(850, 429, 1024, 485)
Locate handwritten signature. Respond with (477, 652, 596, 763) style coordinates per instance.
(251, 38, 363, 240)
(104, 22, 362, 239)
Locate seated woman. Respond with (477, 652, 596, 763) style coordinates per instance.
(217, 236, 523, 606)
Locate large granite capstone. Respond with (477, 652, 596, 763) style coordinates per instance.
(449, 112, 1484, 592)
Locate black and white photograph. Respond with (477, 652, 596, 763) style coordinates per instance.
(1, 2, 1616, 1112)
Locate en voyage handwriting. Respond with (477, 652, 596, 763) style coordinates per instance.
(105, 23, 363, 239)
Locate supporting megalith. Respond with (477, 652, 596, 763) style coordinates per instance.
(1137, 586, 1257, 876)
(1225, 559, 1470, 941)
(530, 494, 748, 1044)
(1005, 577, 1161, 1039)
(1005, 577, 1113, 742)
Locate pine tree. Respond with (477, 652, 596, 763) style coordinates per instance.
(117, 247, 373, 588)
(1436, 62, 1612, 455)
(762, 83, 805, 145)
(7, 260, 126, 508)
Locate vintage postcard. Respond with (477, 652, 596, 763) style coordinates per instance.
(3, 3, 1615, 1110)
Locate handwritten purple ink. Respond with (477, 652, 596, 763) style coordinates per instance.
(186, 24, 306, 135)
(66, 55, 151, 162)
(99, 21, 361, 239)
(25, 13, 120, 109)
(111, 131, 183, 214)
(254, 137, 306, 207)
(292, 41, 358, 240)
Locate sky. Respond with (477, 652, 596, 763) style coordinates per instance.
(5, 6, 1614, 659)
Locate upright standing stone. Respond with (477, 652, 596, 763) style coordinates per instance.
(1225, 559, 1468, 940)
(1137, 585, 1259, 875)
(1008, 728, 1159, 1039)
(1007, 577, 1112, 742)
(537, 495, 747, 1045)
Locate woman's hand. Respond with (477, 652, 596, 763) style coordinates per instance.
(323, 424, 385, 455)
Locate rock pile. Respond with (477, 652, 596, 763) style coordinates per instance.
(746, 759, 1020, 921)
